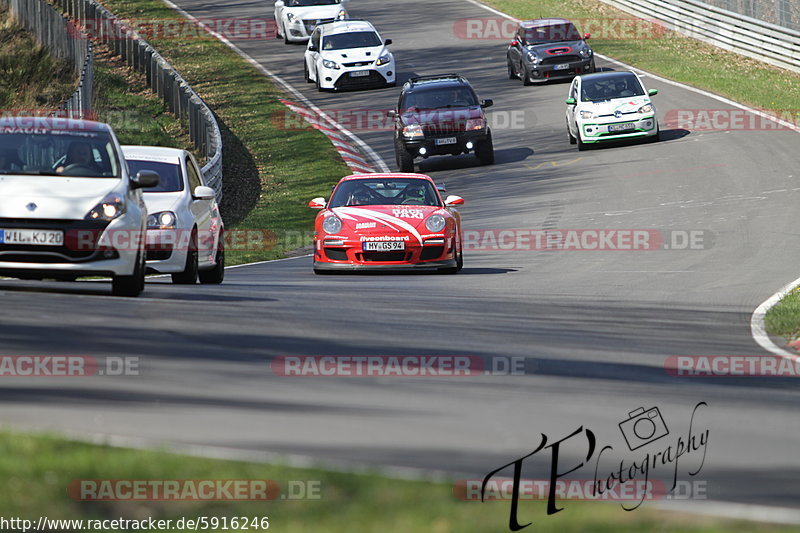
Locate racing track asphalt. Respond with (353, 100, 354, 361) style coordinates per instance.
(2, 0, 800, 517)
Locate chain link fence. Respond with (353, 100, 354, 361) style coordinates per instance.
(1, 0, 93, 117)
(701, 0, 797, 32)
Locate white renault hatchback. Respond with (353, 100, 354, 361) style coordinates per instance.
(122, 146, 225, 285)
(274, 0, 348, 44)
(565, 70, 659, 150)
(0, 117, 158, 296)
(305, 19, 395, 91)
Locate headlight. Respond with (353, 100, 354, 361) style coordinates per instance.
(526, 52, 539, 63)
(425, 214, 446, 233)
(579, 110, 595, 119)
(147, 211, 177, 229)
(286, 12, 297, 23)
(376, 53, 392, 66)
(402, 124, 424, 138)
(322, 214, 342, 234)
(336, 9, 347, 20)
(466, 118, 486, 131)
(638, 104, 653, 114)
(322, 59, 340, 70)
(579, 47, 592, 58)
(85, 193, 126, 221)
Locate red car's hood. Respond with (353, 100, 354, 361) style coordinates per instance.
(330, 205, 444, 243)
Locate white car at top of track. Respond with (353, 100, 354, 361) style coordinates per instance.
(274, 0, 348, 44)
(305, 19, 395, 91)
(122, 146, 225, 285)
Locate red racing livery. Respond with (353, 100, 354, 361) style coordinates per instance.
(309, 173, 464, 273)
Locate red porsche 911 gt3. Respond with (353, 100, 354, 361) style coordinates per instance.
(309, 173, 464, 274)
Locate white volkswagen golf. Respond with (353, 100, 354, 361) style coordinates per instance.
(0, 117, 158, 296)
(122, 146, 225, 285)
(565, 71, 659, 150)
(274, 0, 348, 44)
(305, 19, 395, 91)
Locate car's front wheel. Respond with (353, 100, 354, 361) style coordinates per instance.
(507, 58, 518, 79)
(647, 124, 660, 143)
(304, 61, 313, 83)
(567, 122, 577, 145)
(395, 139, 415, 172)
(283, 22, 291, 44)
(522, 63, 533, 86)
(577, 135, 590, 151)
(112, 250, 145, 297)
(476, 133, 495, 165)
(199, 232, 225, 284)
(172, 229, 199, 284)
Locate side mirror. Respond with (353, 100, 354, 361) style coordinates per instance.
(193, 185, 216, 201)
(444, 195, 464, 206)
(510, 40, 519, 47)
(309, 197, 327, 209)
(481, 99, 494, 108)
(566, 97, 577, 105)
(387, 110, 397, 118)
(131, 170, 159, 189)
(583, 32, 591, 40)
(274, 0, 284, 6)
(308, 45, 318, 52)
(648, 89, 659, 96)
(384, 38, 392, 46)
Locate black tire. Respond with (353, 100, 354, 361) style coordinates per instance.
(172, 229, 198, 284)
(112, 251, 145, 297)
(395, 139, 415, 172)
(567, 123, 577, 145)
(590, 59, 597, 73)
(456, 248, 463, 271)
(647, 124, 660, 143)
(198, 232, 225, 285)
(522, 63, 533, 86)
(577, 136, 589, 151)
(283, 23, 290, 44)
(476, 133, 495, 165)
(316, 71, 324, 92)
(304, 61, 312, 83)
(507, 58, 517, 79)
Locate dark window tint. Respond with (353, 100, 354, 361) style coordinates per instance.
(329, 178, 441, 207)
(401, 86, 478, 110)
(322, 31, 382, 50)
(524, 23, 582, 43)
(127, 160, 183, 192)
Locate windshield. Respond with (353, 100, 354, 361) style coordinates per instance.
(524, 23, 582, 43)
(286, 0, 339, 6)
(127, 160, 183, 193)
(329, 179, 441, 207)
(401, 86, 478, 110)
(580, 74, 645, 101)
(0, 129, 121, 178)
(322, 31, 382, 50)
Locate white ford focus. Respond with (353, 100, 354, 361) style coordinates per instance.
(0, 117, 158, 296)
(122, 146, 225, 285)
(565, 71, 660, 150)
(274, 0, 348, 44)
(305, 19, 395, 91)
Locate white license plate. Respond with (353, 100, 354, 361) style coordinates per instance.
(363, 241, 405, 251)
(608, 123, 635, 132)
(435, 137, 457, 146)
(350, 70, 371, 77)
(553, 63, 571, 70)
(0, 229, 64, 246)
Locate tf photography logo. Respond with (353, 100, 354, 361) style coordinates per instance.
(479, 402, 709, 531)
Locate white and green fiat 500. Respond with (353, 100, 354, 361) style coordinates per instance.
(565, 70, 659, 150)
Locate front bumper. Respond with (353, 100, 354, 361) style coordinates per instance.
(579, 115, 658, 142)
(0, 216, 142, 278)
(314, 236, 457, 270)
(527, 57, 594, 81)
(318, 62, 395, 90)
(401, 129, 488, 158)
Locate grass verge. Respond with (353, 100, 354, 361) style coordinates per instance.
(89, 0, 350, 265)
(765, 287, 800, 345)
(1, 429, 797, 532)
(0, 6, 76, 110)
(482, 0, 800, 111)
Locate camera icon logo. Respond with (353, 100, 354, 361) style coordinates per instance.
(618, 406, 669, 451)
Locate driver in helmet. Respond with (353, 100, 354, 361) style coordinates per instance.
(348, 187, 372, 206)
(402, 183, 428, 204)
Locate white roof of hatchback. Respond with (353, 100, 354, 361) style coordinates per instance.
(321, 20, 376, 36)
(122, 145, 184, 165)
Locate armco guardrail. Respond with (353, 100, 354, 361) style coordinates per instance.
(1, 0, 93, 117)
(597, 0, 800, 73)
